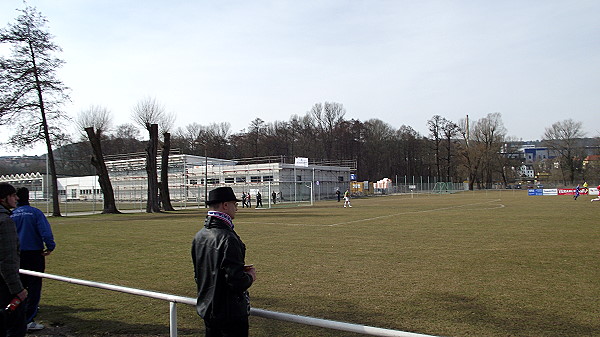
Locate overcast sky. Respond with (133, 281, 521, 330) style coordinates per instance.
(0, 0, 599, 156)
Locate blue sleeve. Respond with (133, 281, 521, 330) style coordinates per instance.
(36, 208, 56, 251)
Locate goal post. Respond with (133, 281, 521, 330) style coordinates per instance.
(432, 182, 452, 194)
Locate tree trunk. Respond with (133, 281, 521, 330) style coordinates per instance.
(85, 127, 120, 214)
(30, 43, 62, 217)
(159, 132, 175, 211)
(40, 105, 59, 216)
(146, 123, 161, 213)
(45, 140, 61, 216)
(446, 137, 453, 182)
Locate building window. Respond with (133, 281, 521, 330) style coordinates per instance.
(207, 178, 220, 184)
(251, 176, 261, 183)
(224, 177, 235, 184)
(297, 175, 302, 182)
(263, 175, 273, 182)
(189, 179, 198, 185)
(236, 177, 246, 183)
(338, 176, 344, 182)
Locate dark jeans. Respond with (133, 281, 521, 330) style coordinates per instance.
(19, 251, 45, 323)
(203, 316, 249, 337)
(0, 280, 27, 337)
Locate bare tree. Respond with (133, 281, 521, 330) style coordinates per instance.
(131, 97, 175, 135)
(100, 123, 144, 154)
(248, 118, 266, 157)
(76, 105, 111, 137)
(131, 97, 175, 212)
(173, 123, 203, 154)
(427, 115, 444, 180)
(543, 119, 585, 184)
(76, 106, 120, 214)
(0, 6, 70, 216)
(472, 113, 507, 188)
(311, 102, 346, 159)
(113, 123, 141, 139)
(361, 119, 397, 180)
(457, 116, 483, 190)
(441, 119, 460, 182)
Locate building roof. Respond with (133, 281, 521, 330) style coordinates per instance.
(584, 155, 600, 161)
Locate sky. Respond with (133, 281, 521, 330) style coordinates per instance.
(0, 0, 599, 156)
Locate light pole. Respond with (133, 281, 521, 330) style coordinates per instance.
(204, 147, 208, 208)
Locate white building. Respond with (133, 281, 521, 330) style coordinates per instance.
(2, 154, 355, 204)
(517, 164, 535, 178)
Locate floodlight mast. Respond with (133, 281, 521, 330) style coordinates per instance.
(205, 147, 208, 208)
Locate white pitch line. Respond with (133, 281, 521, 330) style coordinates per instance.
(327, 199, 504, 227)
(237, 199, 505, 227)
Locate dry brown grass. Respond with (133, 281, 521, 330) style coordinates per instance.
(36, 191, 600, 336)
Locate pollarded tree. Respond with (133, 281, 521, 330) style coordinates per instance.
(131, 97, 175, 212)
(0, 5, 70, 216)
(76, 105, 120, 214)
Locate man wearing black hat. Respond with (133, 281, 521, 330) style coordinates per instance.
(192, 187, 256, 337)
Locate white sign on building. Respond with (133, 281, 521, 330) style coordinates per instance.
(294, 157, 309, 167)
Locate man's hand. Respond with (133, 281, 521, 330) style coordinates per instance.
(245, 267, 256, 282)
(16, 288, 28, 301)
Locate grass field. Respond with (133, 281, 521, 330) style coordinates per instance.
(33, 190, 599, 336)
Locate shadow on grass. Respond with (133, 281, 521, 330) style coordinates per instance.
(427, 292, 598, 336)
(250, 294, 392, 337)
(37, 304, 202, 336)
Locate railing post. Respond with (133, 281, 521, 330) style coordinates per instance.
(169, 301, 177, 337)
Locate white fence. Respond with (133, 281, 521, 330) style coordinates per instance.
(19, 269, 437, 337)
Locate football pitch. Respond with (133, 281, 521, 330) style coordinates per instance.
(39, 190, 599, 336)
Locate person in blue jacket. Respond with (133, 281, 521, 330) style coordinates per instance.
(11, 187, 55, 332)
(573, 185, 581, 200)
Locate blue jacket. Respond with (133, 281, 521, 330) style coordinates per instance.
(11, 205, 56, 251)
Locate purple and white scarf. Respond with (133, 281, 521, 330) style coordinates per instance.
(207, 211, 234, 229)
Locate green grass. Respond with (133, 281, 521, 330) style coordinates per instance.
(36, 191, 600, 336)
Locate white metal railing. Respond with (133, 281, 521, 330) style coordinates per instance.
(20, 269, 438, 337)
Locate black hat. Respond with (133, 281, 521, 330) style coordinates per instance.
(16, 187, 29, 201)
(0, 183, 16, 199)
(206, 187, 241, 205)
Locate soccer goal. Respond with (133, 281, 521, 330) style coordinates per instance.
(432, 182, 454, 194)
